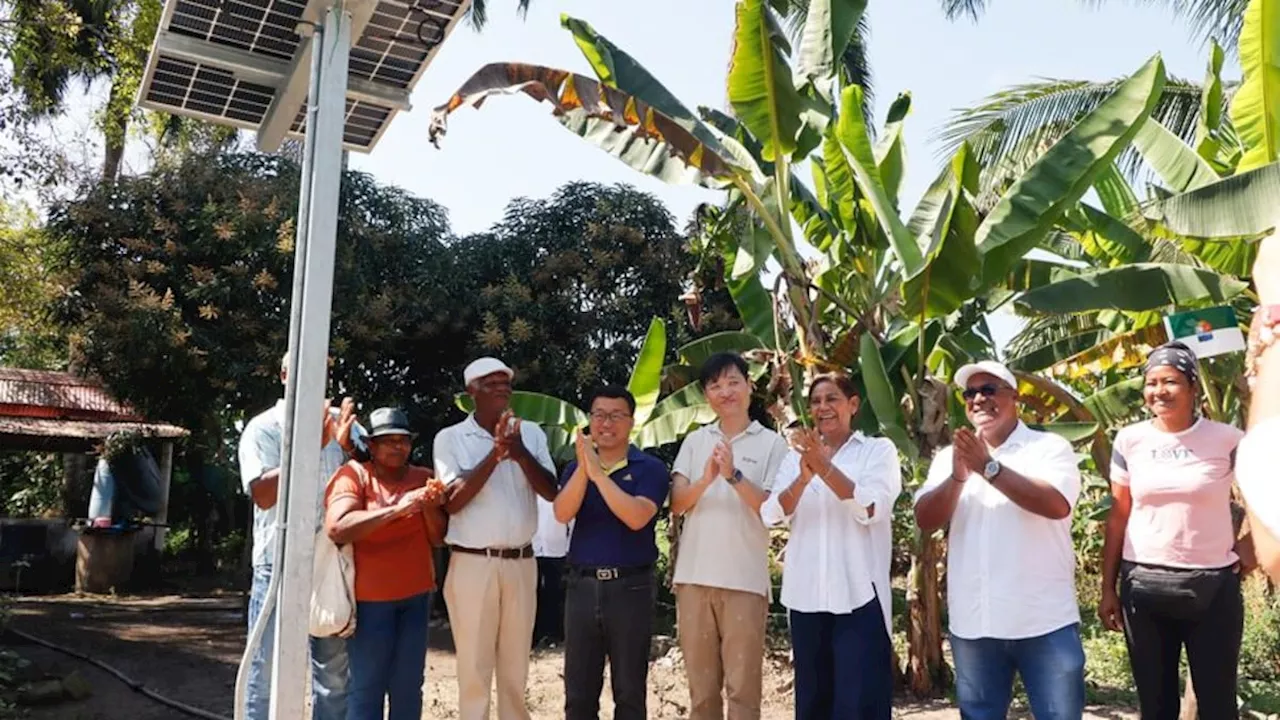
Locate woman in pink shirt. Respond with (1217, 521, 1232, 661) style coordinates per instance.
(1098, 341, 1245, 720)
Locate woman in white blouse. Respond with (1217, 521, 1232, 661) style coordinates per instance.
(761, 372, 901, 720)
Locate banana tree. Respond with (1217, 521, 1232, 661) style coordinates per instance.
(430, 0, 1170, 694)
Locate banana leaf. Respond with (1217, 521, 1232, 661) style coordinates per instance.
(633, 405, 716, 450)
(796, 0, 867, 94)
(627, 318, 667, 426)
(1015, 263, 1248, 314)
(1230, 0, 1280, 172)
(647, 382, 710, 419)
(1132, 117, 1220, 193)
(1029, 422, 1101, 444)
(1006, 329, 1111, 373)
(875, 92, 911, 207)
(454, 391, 587, 427)
(1194, 40, 1226, 163)
(678, 331, 765, 368)
(976, 55, 1166, 284)
(858, 333, 916, 460)
(1143, 160, 1280, 239)
(903, 143, 982, 316)
(834, 85, 925, 278)
(1083, 377, 1147, 430)
(430, 63, 737, 188)
(728, 0, 808, 161)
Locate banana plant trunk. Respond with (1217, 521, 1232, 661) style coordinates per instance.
(906, 531, 948, 696)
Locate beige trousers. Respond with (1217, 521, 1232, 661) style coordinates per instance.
(676, 583, 769, 720)
(444, 552, 537, 720)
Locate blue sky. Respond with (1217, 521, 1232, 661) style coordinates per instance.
(350, 0, 1216, 237)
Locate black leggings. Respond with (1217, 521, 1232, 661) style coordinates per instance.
(1120, 561, 1243, 720)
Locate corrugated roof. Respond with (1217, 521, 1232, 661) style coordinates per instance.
(0, 368, 143, 421)
(0, 417, 188, 440)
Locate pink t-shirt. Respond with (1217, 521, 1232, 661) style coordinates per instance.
(1111, 418, 1244, 569)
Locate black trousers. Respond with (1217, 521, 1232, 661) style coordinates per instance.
(1120, 561, 1243, 720)
(789, 599, 893, 720)
(533, 556, 565, 644)
(563, 568, 655, 720)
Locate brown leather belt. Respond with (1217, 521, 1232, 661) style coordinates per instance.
(450, 544, 534, 560)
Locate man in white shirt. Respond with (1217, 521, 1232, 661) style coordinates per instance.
(532, 495, 571, 647)
(237, 353, 364, 720)
(913, 360, 1085, 720)
(670, 352, 789, 720)
(434, 357, 558, 720)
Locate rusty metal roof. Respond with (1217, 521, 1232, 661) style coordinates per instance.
(0, 368, 187, 449)
(0, 368, 144, 421)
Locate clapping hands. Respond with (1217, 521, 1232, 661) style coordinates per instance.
(788, 428, 831, 480)
(950, 428, 991, 482)
(494, 410, 524, 461)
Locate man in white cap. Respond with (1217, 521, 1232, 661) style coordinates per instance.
(433, 357, 557, 720)
(912, 360, 1085, 720)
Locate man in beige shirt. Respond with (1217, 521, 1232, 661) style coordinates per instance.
(670, 352, 789, 720)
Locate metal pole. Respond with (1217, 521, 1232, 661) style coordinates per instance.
(268, 2, 349, 718)
(231, 12, 326, 719)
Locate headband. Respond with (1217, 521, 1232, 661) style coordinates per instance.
(1144, 344, 1199, 386)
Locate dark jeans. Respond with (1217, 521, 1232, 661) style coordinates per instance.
(1120, 562, 1243, 720)
(563, 567, 655, 720)
(346, 592, 431, 720)
(950, 623, 1086, 720)
(534, 556, 565, 644)
(789, 599, 892, 720)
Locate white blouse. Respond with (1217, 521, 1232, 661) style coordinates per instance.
(761, 433, 901, 631)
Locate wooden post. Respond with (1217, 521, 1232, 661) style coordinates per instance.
(153, 441, 174, 551)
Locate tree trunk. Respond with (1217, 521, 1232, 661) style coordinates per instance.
(100, 78, 130, 181)
(907, 531, 949, 696)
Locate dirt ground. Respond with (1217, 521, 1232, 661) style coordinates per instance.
(4, 594, 1137, 719)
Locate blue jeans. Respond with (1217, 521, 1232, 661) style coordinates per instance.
(950, 623, 1086, 720)
(246, 565, 349, 720)
(789, 599, 893, 720)
(346, 592, 431, 720)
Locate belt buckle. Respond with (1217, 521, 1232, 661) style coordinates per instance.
(595, 568, 619, 581)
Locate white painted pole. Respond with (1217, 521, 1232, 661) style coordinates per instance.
(153, 441, 174, 551)
(267, 3, 350, 718)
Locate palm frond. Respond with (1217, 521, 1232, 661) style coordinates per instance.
(1005, 312, 1098, 360)
(465, 0, 533, 31)
(939, 0, 1246, 53)
(937, 76, 1209, 194)
(937, 0, 995, 21)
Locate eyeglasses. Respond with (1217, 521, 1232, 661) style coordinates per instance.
(961, 384, 1004, 401)
(589, 411, 632, 424)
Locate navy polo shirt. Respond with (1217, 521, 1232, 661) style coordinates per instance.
(559, 445, 670, 568)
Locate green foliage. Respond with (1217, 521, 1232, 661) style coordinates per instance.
(0, 201, 65, 369)
(0, 452, 63, 518)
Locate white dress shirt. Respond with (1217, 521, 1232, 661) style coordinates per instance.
(533, 496, 572, 558)
(1238, 416, 1280, 538)
(913, 421, 1082, 640)
(433, 414, 556, 550)
(761, 433, 900, 633)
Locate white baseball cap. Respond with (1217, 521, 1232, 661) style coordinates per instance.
(953, 360, 1018, 392)
(463, 357, 514, 387)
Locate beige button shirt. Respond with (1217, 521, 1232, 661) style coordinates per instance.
(433, 414, 556, 550)
(671, 421, 789, 598)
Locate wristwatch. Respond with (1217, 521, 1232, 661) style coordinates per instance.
(982, 459, 1002, 480)
(727, 468, 744, 485)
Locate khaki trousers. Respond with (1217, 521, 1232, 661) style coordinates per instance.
(676, 583, 769, 720)
(444, 552, 537, 720)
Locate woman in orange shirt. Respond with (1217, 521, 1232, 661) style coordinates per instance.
(324, 407, 447, 720)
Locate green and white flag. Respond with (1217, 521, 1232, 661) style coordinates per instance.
(1163, 306, 1245, 359)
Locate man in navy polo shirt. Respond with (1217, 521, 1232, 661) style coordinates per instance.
(553, 385, 671, 720)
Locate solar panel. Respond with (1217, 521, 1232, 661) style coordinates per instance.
(137, 0, 471, 152)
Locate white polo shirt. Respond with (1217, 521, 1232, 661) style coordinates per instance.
(762, 433, 901, 633)
(913, 421, 1082, 640)
(433, 414, 556, 550)
(533, 496, 572, 559)
(671, 421, 789, 598)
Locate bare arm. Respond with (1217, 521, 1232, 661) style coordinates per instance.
(914, 477, 965, 532)
(513, 447, 557, 501)
(422, 505, 448, 547)
(1101, 483, 1131, 596)
(670, 470, 714, 516)
(249, 468, 280, 510)
(444, 449, 502, 515)
(989, 466, 1072, 520)
(326, 492, 420, 545)
(590, 466, 659, 531)
(554, 465, 589, 524)
(775, 472, 811, 516)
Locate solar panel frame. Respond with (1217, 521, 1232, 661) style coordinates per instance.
(136, 0, 472, 153)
